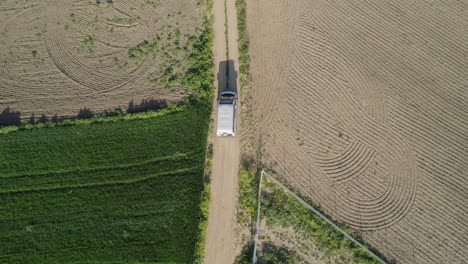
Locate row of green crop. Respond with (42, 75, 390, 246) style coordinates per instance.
(0, 105, 209, 175)
(0, 104, 211, 263)
(0, 169, 205, 263)
(0, 154, 201, 194)
(2, 151, 195, 178)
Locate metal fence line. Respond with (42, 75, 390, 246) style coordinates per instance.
(252, 169, 386, 264)
(251, 169, 264, 264)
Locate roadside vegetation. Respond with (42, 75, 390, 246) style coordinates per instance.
(259, 177, 381, 264)
(235, 168, 383, 264)
(0, 1, 214, 263)
(238, 166, 260, 225)
(235, 0, 249, 91)
(235, 0, 257, 225)
(235, 0, 255, 128)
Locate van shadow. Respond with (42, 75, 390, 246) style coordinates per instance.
(217, 60, 238, 97)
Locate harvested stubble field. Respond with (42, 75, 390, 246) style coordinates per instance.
(0, 104, 211, 262)
(245, 0, 468, 263)
(0, 0, 204, 123)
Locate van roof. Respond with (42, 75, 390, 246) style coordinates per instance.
(217, 103, 235, 135)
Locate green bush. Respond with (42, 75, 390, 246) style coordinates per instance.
(82, 35, 95, 51)
(128, 40, 158, 60)
(182, 19, 214, 99)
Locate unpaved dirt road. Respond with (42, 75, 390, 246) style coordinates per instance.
(204, 0, 241, 263)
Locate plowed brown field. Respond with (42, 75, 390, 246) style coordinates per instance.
(245, 0, 468, 263)
(0, 0, 203, 123)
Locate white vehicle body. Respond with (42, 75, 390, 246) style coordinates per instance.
(216, 91, 237, 137)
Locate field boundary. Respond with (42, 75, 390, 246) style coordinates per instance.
(192, 0, 215, 262)
(252, 170, 386, 264)
(0, 102, 188, 135)
(251, 168, 264, 263)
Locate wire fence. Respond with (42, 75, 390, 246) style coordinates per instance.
(251, 168, 263, 264)
(251, 169, 386, 264)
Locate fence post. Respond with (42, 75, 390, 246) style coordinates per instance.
(252, 169, 264, 264)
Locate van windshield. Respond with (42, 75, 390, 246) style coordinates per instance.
(219, 94, 235, 104)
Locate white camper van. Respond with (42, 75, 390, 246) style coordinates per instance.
(216, 91, 237, 137)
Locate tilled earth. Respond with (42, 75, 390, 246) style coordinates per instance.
(244, 0, 468, 263)
(0, 0, 203, 123)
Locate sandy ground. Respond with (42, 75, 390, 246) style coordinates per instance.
(204, 0, 241, 263)
(0, 0, 203, 124)
(245, 0, 468, 263)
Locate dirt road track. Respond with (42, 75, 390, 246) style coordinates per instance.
(204, 0, 241, 263)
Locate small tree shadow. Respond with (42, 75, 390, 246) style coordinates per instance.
(0, 107, 21, 125)
(0, 97, 170, 127)
(234, 242, 254, 264)
(258, 242, 299, 264)
(28, 113, 36, 124)
(127, 99, 167, 113)
(38, 114, 48, 123)
(78, 107, 93, 119)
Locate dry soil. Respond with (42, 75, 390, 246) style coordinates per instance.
(0, 0, 203, 123)
(245, 1, 468, 263)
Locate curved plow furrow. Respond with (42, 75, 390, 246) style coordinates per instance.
(0, 0, 203, 118)
(316, 140, 376, 183)
(246, 0, 467, 262)
(283, 14, 419, 230)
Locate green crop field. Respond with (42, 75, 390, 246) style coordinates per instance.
(0, 103, 211, 263)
